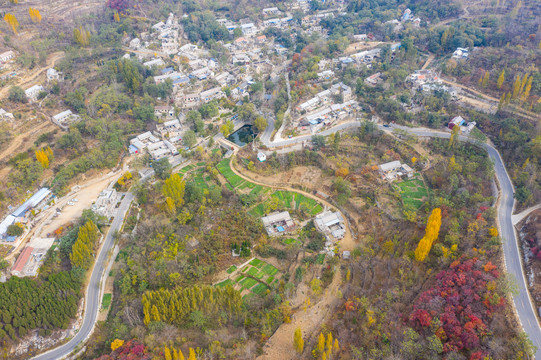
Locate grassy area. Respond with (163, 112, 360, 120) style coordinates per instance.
(283, 238, 302, 246)
(101, 293, 112, 310)
(178, 164, 195, 175)
(395, 179, 429, 210)
(226, 265, 237, 274)
(316, 254, 326, 264)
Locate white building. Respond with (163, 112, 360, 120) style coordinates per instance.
(129, 131, 160, 154)
(52, 110, 80, 130)
(261, 211, 296, 236)
(0, 50, 15, 63)
(314, 211, 346, 240)
(241, 23, 257, 36)
(154, 105, 175, 118)
(46, 68, 62, 82)
(200, 87, 225, 103)
(0, 108, 14, 121)
(378, 160, 414, 181)
(129, 38, 141, 50)
(25, 85, 45, 102)
(92, 188, 118, 220)
(453, 48, 469, 60)
(257, 152, 267, 162)
(143, 58, 165, 68)
(157, 119, 183, 142)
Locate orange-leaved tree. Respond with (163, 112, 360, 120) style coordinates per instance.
(414, 208, 442, 262)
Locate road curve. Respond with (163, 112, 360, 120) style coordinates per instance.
(32, 193, 134, 360)
(261, 120, 541, 356)
(389, 125, 541, 358)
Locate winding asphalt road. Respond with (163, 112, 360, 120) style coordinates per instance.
(32, 193, 134, 360)
(389, 125, 541, 358)
(261, 120, 541, 356)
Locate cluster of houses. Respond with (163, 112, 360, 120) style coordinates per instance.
(385, 8, 422, 32)
(294, 82, 359, 130)
(11, 237, 55, 277)
(260, 209, 346, 242)
(129, 131, 179, 160)
(407, 69, 458, 98)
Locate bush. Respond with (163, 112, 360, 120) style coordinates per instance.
(6, 224, 23, 237)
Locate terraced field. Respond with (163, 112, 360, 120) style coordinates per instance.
(395, 178, 429, 209)
(215, 258, 281, 299)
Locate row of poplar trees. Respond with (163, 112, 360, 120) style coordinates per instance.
(142, 285, 242, 327)
(69, 220, 100, 270)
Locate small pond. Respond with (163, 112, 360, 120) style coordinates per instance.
(227, 124, 258, 147)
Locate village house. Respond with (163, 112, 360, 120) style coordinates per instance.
(154, 71, 183, 84)
(199, 87, 225, 103)
(241, 23, 257, 36)
(0, 50, 15, 63)
(11, 238, 55, 278)
(232, 53, 251, 65)
(92, 188, 118, 220)
(146, 139, 179, 160)
(261, 211, 296, 236)
(129, 38, 141, 50)
(25, 85, 45, 102)
(129, 131, 160, 154)
(46, 68, 62, 82)
(453, 47, 469, 60)
(257, 152, 267, 162)
(182, 93, 201, 108)
(364, 72, 383, 86)
(0, 108, 14, 121)
(448, 115, 476, 134)
(314, 211, 346, 241)
(378, 160, 414, 182)
(157, 119, 183, 142)
(262, 7, 282, 16)
(154, 105, 175, 118)
(51, 110, 80, 130)
(143, 58, 165, 68)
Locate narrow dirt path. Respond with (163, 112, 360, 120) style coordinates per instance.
(0, 121, 55, 162)
(442, 78, 540, 121)
(421, 54, 434, 70)
(0, 51, 64, 100)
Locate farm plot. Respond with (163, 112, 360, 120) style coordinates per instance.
(395, 178, 429, 210)
(214, 258, 280, 299)
(217, 159, 246, 188)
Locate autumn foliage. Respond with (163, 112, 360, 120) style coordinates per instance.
(414, 208, 442, 262)
(36, 146, 54, 169)
(96, 339, 148, 360)
(3, 13, 19, 34)
(29, 8, 42, 23)
(409, 258, 504, 356)
(107, 0, 130, 12)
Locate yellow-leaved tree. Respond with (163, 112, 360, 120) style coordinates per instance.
(294, 327, 304, 354)
(110, 339, 124, 351)
(414, 208, 442, 262)
(4, 13, 20, 34)
(162, 173, 186, 207)
(29, 8, 42, 23)
(73, 26, 91, 46)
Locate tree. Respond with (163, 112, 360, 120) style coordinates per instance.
(69, 220, 100, 269)
(294, 327, 304, 355)
(29, 8, 42, 23)
(114, 11, 120, 22)
(183, 130, 197, 148)
(512, 75, 521, 99)
(153, 158, 172, 180)
(254, 116, 268, 133)
(188, 348, 197, 360)
(414, 208, 442, 262)
(162, 173, 186, 207)
(8, 86, 27, 103)
(522, 76, 532, 101)
(312, 135, 326, 150)
(317, 332, 325, 352)
(111, 339, 124, 351)
(3, 14, 19, 34)
(497, 69, 505, 89)
(73, 26, 91, 46)
(7, 224, 23, 237)
(335, 168, 349, 178)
